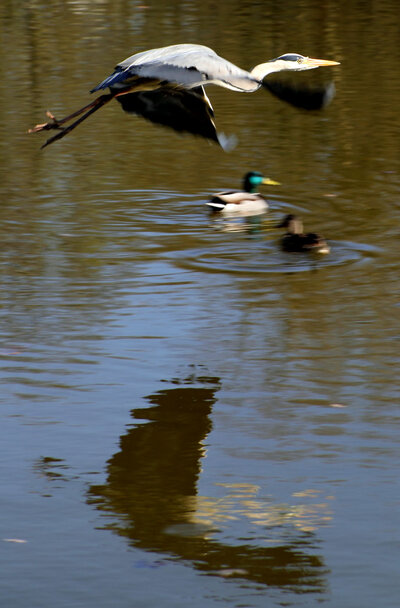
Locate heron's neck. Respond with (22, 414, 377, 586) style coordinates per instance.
(250, 62, 285, 81)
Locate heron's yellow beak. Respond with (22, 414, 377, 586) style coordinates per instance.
(304, 57, 340, 67)
(262, 178, 280, 186)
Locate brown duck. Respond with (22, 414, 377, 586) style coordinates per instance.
(278, 214, 330, 254)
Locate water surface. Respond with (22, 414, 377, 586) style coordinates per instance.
(1, 1, 399, 607)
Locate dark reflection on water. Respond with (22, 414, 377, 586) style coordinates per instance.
(88, 374, 327, 592)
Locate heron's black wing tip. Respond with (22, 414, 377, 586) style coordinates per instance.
(116, 86, 234, 147)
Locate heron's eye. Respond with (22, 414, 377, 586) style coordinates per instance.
(297, 57, 303, 64)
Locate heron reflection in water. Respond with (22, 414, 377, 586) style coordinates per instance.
(87, 373, 328, 592)
(29, 43, 340, 149)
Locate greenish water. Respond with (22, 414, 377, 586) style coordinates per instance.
(1, 1, 399, 607)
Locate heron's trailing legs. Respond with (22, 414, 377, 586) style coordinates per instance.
(28, 93, 114, 149)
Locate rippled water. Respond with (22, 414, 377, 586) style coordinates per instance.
(1, 1, 400, 607)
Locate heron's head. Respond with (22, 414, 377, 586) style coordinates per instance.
(244, 171, 280, 193)
(251, 53, 340, 81)
(269, 53, 340, 72)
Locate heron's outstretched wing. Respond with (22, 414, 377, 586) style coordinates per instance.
(263, 79, 336, 110)
(91, 43, 257, 93)
(115, 85, 221, 144)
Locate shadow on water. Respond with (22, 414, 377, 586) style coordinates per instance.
(87, 372, 328, 593)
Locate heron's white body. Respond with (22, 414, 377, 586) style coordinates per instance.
(104, 44, 261, 93)
(93, 44, 339, 95)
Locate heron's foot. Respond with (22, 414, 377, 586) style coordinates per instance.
(28, 111, 65, 133)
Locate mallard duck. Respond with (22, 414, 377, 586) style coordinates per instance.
(278, 214, 330, 254)
(206, 171, 280, 214)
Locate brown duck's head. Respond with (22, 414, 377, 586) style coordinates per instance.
(277, 214, 304, 234)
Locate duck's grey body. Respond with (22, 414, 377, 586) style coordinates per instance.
(207, 191, 269, 215)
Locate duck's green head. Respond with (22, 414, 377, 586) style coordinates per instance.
(244, 171, 280, 193)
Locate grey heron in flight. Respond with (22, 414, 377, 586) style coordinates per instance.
(29, 43, 340, 149)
